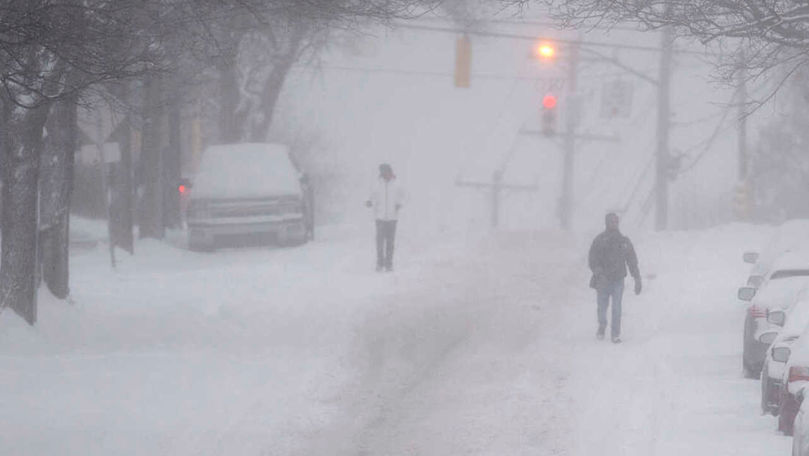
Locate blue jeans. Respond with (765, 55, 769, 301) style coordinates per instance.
(597, 279, 624, 338)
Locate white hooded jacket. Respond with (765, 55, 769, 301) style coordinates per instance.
(369, 177, 405, 221)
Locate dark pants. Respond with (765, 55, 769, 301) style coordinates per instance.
(597, 279, 625, 338)
(376, 220, 397, 268)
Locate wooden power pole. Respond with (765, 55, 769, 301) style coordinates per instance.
(655, 23, 673, 231)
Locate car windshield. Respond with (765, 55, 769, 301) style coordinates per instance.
(193, 143, 300, 199)
(771, 269, 809, 280)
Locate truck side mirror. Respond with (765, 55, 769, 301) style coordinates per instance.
(743, 252, 759, 264)
(738, 287, 757, 302)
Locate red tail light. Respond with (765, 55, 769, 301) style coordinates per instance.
(789, 366, 809, 383)
(178, 184, 188, 195)
(749, 305, 766, 318)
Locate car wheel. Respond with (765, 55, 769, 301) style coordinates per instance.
(762, 376, 770, 414)
(742, 315, 758, 379)
(743, 359, 758, 379)
(188, 230, 215, 252)
(188, 237, 214, 252)
(781, 407, 796, 436)
(278, 224, 307, 247)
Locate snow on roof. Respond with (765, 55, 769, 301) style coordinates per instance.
(754, 276, 809, 310)
(779, 300, 809, 341)
(785, 322, 809, 368)
(191, 143, 301, 200)
(770, 250, 809, 273)
(754, 220, 809, 275)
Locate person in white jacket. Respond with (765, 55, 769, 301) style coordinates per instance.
(366, 163, 405, 272)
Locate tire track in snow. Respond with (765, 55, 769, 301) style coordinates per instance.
(295, 231, 582, 456)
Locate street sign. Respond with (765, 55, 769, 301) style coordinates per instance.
(601, 79, 633, 118)
(103, 143, 121, 164)
(535, 77, 565, 93)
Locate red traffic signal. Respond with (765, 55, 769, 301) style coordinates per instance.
(542, 93, 557, 136)
(543, 94, 557, 110)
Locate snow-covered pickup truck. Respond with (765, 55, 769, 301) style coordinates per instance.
(186, 143, 309, 250)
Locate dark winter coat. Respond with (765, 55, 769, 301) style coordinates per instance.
(588, 229, 640, 287)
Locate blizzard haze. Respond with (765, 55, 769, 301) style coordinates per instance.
(0, 2, 806, 456)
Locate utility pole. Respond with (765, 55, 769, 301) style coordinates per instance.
(737, 62, 748, 180)
(655, 22, 673, 231)
(491, 171, 502, 227)
(559, 43, 580, 230)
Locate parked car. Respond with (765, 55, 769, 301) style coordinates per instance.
(761, 297, 809, 415)
(739, 252, 809, 378)
(186, 143, 310, 250)
(743, 219, 809, 288)
(780, 323, 809, 435)
(792, 388, 809, 454)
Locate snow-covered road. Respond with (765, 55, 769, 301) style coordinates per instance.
(0, 223, 794, 455)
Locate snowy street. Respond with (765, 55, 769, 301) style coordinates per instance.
(0, 223, 794, 455)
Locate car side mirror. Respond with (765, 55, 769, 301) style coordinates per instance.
(768, 310, 787, 327)
(738, 287, 757, 302)
(759, 331, 779, 345)
(773, 346, 792, 363)
(743, 251, 759, 264)
(747, 275, 764, 288)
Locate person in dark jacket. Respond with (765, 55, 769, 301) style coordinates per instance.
(588, 212, 641, 343)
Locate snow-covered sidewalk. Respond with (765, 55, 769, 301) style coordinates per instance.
(0, 223, 793, 455)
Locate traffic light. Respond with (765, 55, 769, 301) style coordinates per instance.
(542, 93, 557, 136)
(733, 180, 753, 220)
(535, 41, 556, 61)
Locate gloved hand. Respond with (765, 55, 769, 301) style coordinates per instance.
(634, 277, 642, 295)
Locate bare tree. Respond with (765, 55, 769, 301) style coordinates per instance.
(548, 0, 809, 82)
(0, 0, 445, 324)
(0, 0, 168, 323)
(211, 0, 440, 144)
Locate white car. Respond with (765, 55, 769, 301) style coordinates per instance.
(793, 389, 809, 455)
(761, 297, 809, 415)
(186, 143, 310, 250)
(743, 219, 809, 288)
(779, 319, 809, 435)
(739, 252, 809, 379)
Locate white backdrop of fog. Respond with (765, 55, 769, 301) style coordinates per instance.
(265, 10, 751, 242)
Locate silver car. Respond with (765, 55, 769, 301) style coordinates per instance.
(186, 143, 309, 250)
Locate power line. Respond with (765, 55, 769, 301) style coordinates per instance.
(392, 22, 707, 56)
(293, 63, 549, 81)
(409, 16, 648, 33)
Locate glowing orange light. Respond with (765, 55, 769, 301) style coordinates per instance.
(536, 42, 556, 60)
(178, 184, 187, 194)
(543, 94, 557, 109)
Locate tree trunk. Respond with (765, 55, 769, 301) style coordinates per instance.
(248, 55, 296, 142)
(39, 95, 77, 299)
(106, 81, 135, 254)
(0, 102, 52, 324)
(218, 54, 244, 143)
(163, 97, 182, 229)
(139, 74, 165, 239)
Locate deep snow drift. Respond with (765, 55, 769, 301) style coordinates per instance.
(0, 221, 791, 455)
